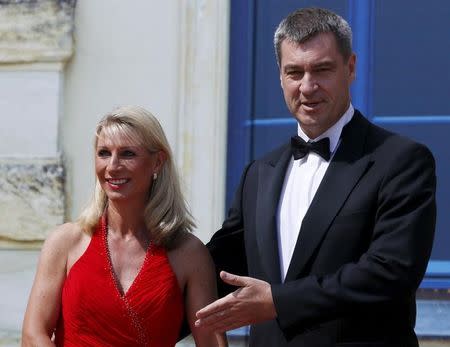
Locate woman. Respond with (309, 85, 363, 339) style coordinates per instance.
(22, 106, 227, 346)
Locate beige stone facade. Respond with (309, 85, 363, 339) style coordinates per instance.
(0, 157, 64, 246)
(0, 0, 74, 63)
(0, 1, 75, 344)
(0, 0, 74, 245)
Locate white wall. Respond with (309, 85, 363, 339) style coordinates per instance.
(63, 0, 229, 241)
(0, 1, 229, 343)
(0, 69, 62, 157)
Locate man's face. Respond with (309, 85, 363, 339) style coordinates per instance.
(279, 32, 356, 139)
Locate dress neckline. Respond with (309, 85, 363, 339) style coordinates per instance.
(101, 215, 153, 298)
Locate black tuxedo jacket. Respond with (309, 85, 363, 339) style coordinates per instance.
(208, 111, 436, 347)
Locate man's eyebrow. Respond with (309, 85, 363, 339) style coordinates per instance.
(312, 60, 336, 69)
(283, 64, 303, 72)
(283, 60, 336, 72)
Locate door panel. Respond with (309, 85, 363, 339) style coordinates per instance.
(371, 0, 450, 261)
(226, 0, 450, 288)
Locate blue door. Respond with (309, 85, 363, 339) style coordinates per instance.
(227, 0, 450, 294)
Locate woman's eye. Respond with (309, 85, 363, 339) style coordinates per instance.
(122, 150, 136, 157)
(97, 149, 110, 157)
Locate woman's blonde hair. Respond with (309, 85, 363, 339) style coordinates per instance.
(77, 105, 195, 248)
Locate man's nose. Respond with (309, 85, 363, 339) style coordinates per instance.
(299, 73, 318, 95)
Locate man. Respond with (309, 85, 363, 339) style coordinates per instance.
(195, 7, 436, 347)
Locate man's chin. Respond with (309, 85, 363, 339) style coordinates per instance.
(295, 114, 320, 126)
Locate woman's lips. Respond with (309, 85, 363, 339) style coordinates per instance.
(106, 178, 130, 189)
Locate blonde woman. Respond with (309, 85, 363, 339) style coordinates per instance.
(22, 106, 227, 347)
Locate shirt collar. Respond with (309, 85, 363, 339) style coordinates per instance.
(297, 104, 354, 155)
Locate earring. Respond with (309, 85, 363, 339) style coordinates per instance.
(153, 172, 157, 180)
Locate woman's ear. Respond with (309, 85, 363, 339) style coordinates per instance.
(154, 151, 167, 174)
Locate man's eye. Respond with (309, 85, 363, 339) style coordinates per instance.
(97, 150, 110, 157)
(286, 71, 303, 79)
(315, 66, 333, 73)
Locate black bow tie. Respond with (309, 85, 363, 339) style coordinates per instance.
(290, 136, 331, 161)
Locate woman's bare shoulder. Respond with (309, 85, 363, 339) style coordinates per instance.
(172, 232, 209, 255)
(44, 222, 86, 248)
(169, 232, 214, 272)
(41, 222, 90, 265)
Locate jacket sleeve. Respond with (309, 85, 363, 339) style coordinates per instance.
(272, 142, 436, 337)
(207, 162, 254, 298)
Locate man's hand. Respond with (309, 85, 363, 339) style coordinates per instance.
(195, 271, 277, 332)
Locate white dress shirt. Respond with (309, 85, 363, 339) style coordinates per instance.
(277, 105, 355, 281)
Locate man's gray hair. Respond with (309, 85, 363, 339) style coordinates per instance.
(274, 7, 353, 67)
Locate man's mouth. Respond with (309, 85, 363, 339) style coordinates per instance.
(300, 100, 323, 111)
(302, 101, 321, 107)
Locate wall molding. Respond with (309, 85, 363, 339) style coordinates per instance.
(0, 0, 75, 246)
(176, 0, 230, 240)
(0, 0, 75, 64)
(0, 157, 65, 245)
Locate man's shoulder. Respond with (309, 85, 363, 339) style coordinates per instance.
(356, 111, 434, 163)
(355, 110, 428, 150)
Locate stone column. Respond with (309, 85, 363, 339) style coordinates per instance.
(0, 0, 75, 246)
(176, 0, 229, 242)
(0, 0, 75, 343)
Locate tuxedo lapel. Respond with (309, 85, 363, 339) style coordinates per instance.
(255, 146, 292, 283)
(285, 112, 374, 281)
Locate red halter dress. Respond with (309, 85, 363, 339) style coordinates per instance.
(55, 217, 184, 346)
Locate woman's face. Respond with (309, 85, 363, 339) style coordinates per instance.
(95, 130, 163, 204)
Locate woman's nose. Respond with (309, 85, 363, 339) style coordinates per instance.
(108, 153, 121, 169)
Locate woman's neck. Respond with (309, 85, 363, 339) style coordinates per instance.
(106, 201, 147, 238)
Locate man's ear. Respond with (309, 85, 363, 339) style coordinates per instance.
(348, 53, 356, 82)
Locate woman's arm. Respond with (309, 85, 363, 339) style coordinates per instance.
(21, 224, 76, 346)
(176, 234, 228, 347)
